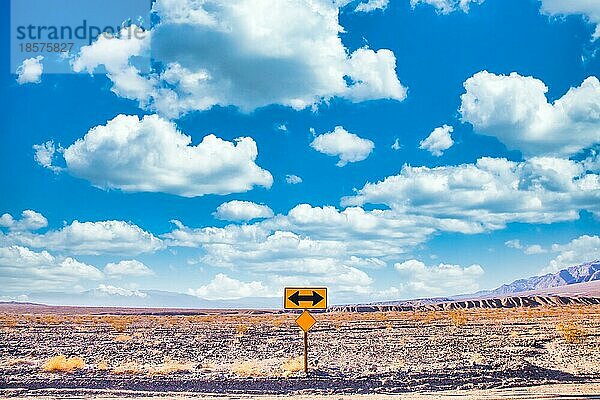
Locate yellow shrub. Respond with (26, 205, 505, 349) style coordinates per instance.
(374, 312, 389, 321)
(236, 324, 249, 335)
(271, 318, 284, 328)
(417, 311, 439, 324)
(42, 355, 85, 372)
(104, 316, 130, 332)
(449, 310, 467, 327)
(97, 360, 109, 370)
(231, 361, 264, 377)
(40, 315, 62, 325)
(281, 356, 304, 377)
(556, 323, 588, 343)
(0, 315, 18, 329)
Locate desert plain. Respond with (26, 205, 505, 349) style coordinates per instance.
(0, 302, 599, 399)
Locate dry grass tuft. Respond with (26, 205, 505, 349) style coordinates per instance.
(149, 359, 196, 375)
(388, 360, 406, 371)
(449, 310, 467, 327)
(103, 316, 130, 333)
(42, 355, 85, 372)
(114, 334, 133, 342)
(39, 315, 63, 326)
(416, 311, 440, 324)
(0, 314, 18, 329)
(556, 322, 588, 343)
(271, 318, 285, 328)
(236, 324, 249, 335)
(332, 320, 344, 331)
(281, 356, 304, 377)
(231, 360, 264, 377)
(111, 361, 144, 375)
(468, 352, 485, 365)
(374, 313, 389, 322)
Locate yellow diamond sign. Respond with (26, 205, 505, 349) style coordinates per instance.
(295, 310, 316, 332)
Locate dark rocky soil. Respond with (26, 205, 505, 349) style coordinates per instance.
(0, 305, 598, 397)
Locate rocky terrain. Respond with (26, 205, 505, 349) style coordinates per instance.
(0, 303, 599, 398)
(1, 264, 599, 398)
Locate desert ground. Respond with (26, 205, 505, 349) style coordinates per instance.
(0, 303, 599, 399)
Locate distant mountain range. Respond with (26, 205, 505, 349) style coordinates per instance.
(369, 260, 600, 307)
(20, 289, 279, 309)
(468, 260, 599, 298)
(4, 261, 599, 310)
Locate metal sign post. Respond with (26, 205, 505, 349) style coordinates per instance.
(303, 330, 308, 374)
(285, 287, 327, 375)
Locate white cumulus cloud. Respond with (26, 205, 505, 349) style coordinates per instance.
(505, 239, 522, 249)
(72, 26, 154, 102)
(343, 156, 600, 231)
(540, 0, 600, 39)
(460, 71, 600, 157)
(104, 260, 154, 277)
(505, 239, 546, 255)
(16, 56, 44, 84)
(0, 210, 48, 231)
(0, 245, 103, 293)
(410, 0, 484, 14)
(188, 273, 269, 300)
(285, 174, 303, 184)
(163, 202, 492, 299)
(524, 244, 546, 255)
(38, 114, 273, 197)
(543, 235, 600, 273)
(1, 216, 163, 256)
(355, 0, 388, 12)
(96, 284, 147, 298)
(72, 0, 406, 118)
(394, 259, 484, 297)
(214, 200, 274, 222)
(33, 141, 62, 173)
(419, 124, 454, 156)
(344, 48, 406, 102)
(310, 126, 375, 166)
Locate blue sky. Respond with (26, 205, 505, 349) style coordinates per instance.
(1, 0, 599, 306)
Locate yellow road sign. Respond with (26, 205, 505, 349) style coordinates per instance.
(284, 287, 327, 309)
(295, 310, 317, 332)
